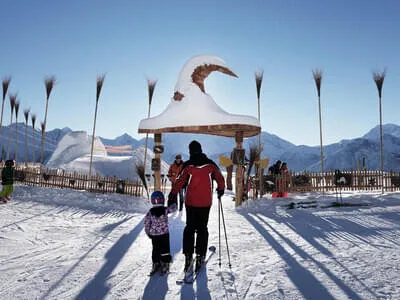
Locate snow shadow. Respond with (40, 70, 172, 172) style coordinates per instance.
(253, 213, 367, 299)
(142, 274, 169, 300)
(243, 212, 339, 299)
(169, 211, 185, 258)
(42, 216, 137, 299)
(76, 218, 144, 300)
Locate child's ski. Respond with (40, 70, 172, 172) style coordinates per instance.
(176, 246, 216, 284)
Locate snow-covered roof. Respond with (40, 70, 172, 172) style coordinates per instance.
(138, 55, 261, 138)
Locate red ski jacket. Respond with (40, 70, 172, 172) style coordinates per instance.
(170, 153, 225, 207)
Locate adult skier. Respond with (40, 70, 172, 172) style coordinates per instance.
(168, 140, 225, 272)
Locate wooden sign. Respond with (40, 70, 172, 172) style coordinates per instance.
(256, 158, 269, 169)
(218, 155, 233, 167)
(151, 158, 161, 171)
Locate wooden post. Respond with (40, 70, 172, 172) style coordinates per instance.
(235, 131, 244, 207)
(153, 133, 162, 191)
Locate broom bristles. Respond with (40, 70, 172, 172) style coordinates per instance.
(373, 69, 386, 96)
(9, 94, 16, 112)
(45, 76, 56, 100)
(255, 70, 264, 100)
(2, 77, 11, 100)
(24, 109, 30, 123)
(31, 114, 36, 129)
(147, 79, 157, 106)
(312, 69, 322, 96)
(96, 74, 106, 102)
(15, 101, 20, 118)
(135, 162, 149, 198)
(41, 121, 45, 132)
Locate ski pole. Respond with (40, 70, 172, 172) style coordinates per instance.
(218, 195, 222, 267)
(218, 195, 232, 268)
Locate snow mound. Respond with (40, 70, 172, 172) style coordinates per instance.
(46, 132, 169, 179)
(46, 131, 107, 168)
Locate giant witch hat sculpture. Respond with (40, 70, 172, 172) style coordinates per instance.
(138, 55, 261, 205)
(138, 55, 260, 137)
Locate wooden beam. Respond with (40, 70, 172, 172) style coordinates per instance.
(235, 131, 244, 207)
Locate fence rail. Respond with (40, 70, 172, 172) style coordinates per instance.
(260, 169, 400, 194)
(6, 164, 400, 199)
(10, 165, 144, 197)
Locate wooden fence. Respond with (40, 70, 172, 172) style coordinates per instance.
(247, 169, 400, 197)
(10, 165, 144, 197)
(6, 164, 400, 199)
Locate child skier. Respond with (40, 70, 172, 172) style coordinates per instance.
(0, 159, 15, 203)
(144, 190, 177, 275)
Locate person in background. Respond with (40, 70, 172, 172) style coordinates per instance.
(144, 190, 177, 275)
(168, 140, 225, 272)
(278, 161, 290, 195)
(280, 162, 289, 175)
(167, 154, 185, 211)
(0, 159, 15, 203)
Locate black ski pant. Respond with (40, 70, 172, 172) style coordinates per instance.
(183, 206, 211, 257)
(151, 233, 172, 263)
(178, 188, 185, 211)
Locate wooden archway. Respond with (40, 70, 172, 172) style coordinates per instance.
(138, 123, 260, 206)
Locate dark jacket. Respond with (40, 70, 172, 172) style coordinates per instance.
(171, 153, 225, 207)
(1, 166, 14, 185)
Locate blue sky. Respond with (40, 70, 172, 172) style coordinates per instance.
(1, 0, 399, 146)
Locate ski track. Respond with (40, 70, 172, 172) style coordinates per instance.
(1, 192, 400, 299)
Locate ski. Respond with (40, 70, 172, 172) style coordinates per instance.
(176, 246, 216, 284)
(287, 200, 317, 209)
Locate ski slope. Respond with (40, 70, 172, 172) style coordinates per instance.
(1, 185, 399, 299)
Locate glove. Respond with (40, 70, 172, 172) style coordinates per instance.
(217, 189, 224, 198)
(168, 192, 177, 207)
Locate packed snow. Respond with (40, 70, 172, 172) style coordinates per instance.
(1, 185, 399, 299)
(138, 55, 260, 133)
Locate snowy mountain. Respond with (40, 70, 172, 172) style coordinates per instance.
(0, 123, 71, 163)
(123, 124, 400, 172)
(100, 133, 142, 156)
(363, 123, 400, 140)
(4, 122, 400, 172)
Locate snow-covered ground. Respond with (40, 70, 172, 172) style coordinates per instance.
(1, 185, 399, 299)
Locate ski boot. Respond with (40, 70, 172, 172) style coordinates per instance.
(160, 262, 170, 274)
(195, 255, 205, 273)
(184, 254, 193, 272)
(149, 262, 160, 276)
